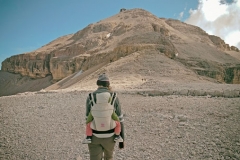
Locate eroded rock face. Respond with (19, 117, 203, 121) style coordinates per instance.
(2, 53, 51, 78)
(194, 65, 240, 84)
(225, 66, 240, 84)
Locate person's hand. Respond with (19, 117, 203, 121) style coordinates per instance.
(119, 141, 124, 149)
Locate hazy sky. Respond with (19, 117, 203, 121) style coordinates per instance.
(0, 0, 239, 67)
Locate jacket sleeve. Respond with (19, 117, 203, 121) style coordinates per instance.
(114, 97, 124, 122)
(114, 96, 125, 140)
(85, 96, 91, 120)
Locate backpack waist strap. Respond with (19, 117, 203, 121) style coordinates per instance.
(92, 129, 114, 134)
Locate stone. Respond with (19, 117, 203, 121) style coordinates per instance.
(120, 8, 127, 12)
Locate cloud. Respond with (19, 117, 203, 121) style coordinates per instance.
(178, 12, 184, 20)
(178, 7, 187, 20)
(185, 0, 240, 49)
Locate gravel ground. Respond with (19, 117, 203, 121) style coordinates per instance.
(1, 90, 240, 160)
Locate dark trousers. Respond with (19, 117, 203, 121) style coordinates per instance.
(88, 135, 115, 160)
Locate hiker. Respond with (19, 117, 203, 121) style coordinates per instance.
(84, 73, 125, 160)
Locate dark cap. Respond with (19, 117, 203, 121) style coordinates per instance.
(97, 73, 110, 87)
(97, 73, 109, 81)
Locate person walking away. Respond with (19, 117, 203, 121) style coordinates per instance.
(85, 73, 125, 160)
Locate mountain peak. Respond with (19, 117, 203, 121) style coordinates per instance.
(1, 8, 240, 96)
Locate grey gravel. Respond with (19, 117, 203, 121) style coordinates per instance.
(1, 90, 240, 160)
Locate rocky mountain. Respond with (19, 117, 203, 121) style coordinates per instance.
(1, 8, 240, 96)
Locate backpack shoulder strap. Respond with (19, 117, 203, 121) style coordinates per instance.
(89, 93, 95, 107)
(110, 92, 117, 105)
(90, 92, 116, 107)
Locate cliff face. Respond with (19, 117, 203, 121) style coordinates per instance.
(188, 63, 240, 84)
(2, 53, 51, 78)
(1, 8, 240, 84)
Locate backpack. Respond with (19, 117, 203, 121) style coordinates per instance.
(89, 92, 117, 131)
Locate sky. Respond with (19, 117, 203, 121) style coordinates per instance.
(185, 0, 240, 49)
(0, 0, 239, 68)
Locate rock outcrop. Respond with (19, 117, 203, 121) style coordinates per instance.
(2, 53, 51, 78)
(209, 35, 239, 52)
(1, 8, 240, 84)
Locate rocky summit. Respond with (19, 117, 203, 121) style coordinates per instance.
(1, 8, 240, 96)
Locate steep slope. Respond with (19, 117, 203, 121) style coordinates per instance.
(165, 19, 240, 83)
(58, 49, 220, 92)
(0, 71, 52, 97)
